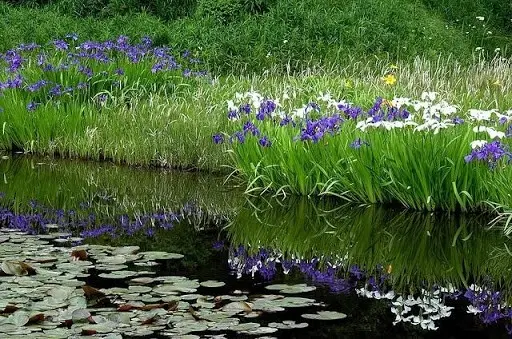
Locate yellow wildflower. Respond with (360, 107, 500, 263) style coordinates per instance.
(382, 74, 397, 86)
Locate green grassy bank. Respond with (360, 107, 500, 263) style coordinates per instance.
(1, 0, 511, 73)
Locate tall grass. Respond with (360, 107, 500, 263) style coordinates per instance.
(1, 36, 512, 176)
(215, 59, 512, 211)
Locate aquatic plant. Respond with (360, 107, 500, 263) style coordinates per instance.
(216, 90, 512, 211)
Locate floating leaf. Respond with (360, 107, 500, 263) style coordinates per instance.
(200, 280, 225, 288)
(222, 301, 252, 313)
(265, 283, 316, 294)
(71, 309, 91, 322)
(301, 311, 347, 320)
(140, 251, 184, 260)
(1, 261, 35, 276)
(269, 320, 308, 329)
(71, 249, 88, 260)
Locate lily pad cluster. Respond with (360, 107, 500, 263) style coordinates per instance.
(0, 228, 346, 337)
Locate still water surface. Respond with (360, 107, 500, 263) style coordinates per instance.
(0, 156, 509, 338)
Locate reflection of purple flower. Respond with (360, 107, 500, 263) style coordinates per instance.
(213, 240, 225, 250)
(349, 264, 364, 279)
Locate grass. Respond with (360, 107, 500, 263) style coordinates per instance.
(213, 57, 512, 211)
(1, 37, 512, 172)
(0, 0, 511, 74)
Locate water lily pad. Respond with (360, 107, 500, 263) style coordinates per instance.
(200, 280, 225, 288)
(301, 311, 347, 320)
(239, 326, 278, 335)
(140, 252, 184, 260)
(265, 284, 316, 294)
(130, 277, 155, 285)
(268, 320, 308, 329)
(222, 301, 252, 313)
(8, 310, 30, 326)
(98, 271, 137, 279)
(112, 246, 140, 255)
(128, 285, 152, 293)
(71, 309, 91, 322)
(1, 261, 33, 276)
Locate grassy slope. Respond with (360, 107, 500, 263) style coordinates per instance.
(0, 0, 511, 73)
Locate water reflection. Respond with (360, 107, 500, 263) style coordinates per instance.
(0, 155, 241, 219)
(227, 196, 512, 297)
(0, 156, 510, 336)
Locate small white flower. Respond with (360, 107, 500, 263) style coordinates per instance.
(476, 16, 485, 21)
(487, 127, 505, 139)
(470, 140, 488, 149)
(227, 100, 238, 112)
(421, 91, 437, 101)
(469, 109, 494, 121)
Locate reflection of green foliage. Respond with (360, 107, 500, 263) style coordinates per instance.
(86, 222, 218, 272)
(228, 196, 512, 295)
(0, 156, 243, 218)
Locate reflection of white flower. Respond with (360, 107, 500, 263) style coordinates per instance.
(467, 305, 483, 314)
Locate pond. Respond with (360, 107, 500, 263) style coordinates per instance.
(0, 156, 510, 338)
